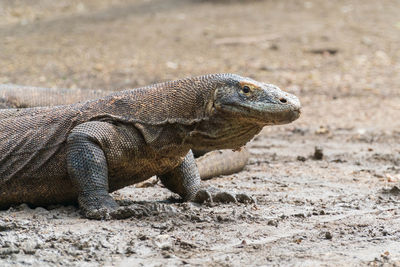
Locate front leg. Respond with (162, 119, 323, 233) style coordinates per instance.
(158, 150, 201, 201)
(159, 150, 253, 204)
(67, 122, 119, 219)
(66, 122, 150, 219)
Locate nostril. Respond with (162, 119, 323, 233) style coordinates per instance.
(279, 98, 287, 103)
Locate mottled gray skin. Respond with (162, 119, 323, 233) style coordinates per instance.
(0, 83, 250, 180)
(0, 84, 107, 108)
(0, 74, 301, 219)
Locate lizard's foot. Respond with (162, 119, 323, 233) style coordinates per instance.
(110, 204, 150, 219)
(193, 187, 255, 204)
(79, 194, 119, 220)
(81, 194, 177, 220)
(82, 201, 150, 220)
(111, 202, 178, 219)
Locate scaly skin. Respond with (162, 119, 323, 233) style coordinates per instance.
(0, 84, 250, 180)
(195, 149, 250, 180)
(0, 74, 301, 219)
(0, 84, 107, 108)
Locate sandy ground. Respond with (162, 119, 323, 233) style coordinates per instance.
(0, 0, 400, 266)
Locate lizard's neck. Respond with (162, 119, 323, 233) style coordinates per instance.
(184, 115, 263, 151)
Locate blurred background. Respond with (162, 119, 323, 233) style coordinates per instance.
(1, 0, 399, 129)
(0, 1, 399, 265)
(0, 0, 398, 92)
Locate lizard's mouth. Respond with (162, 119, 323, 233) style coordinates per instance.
(217, 102, 301, 125)
(284, 108, 301, 124)
(289, 108, 301, 120)
(260, 108, 301, 125)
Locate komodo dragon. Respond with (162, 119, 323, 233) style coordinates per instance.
(0, 84, 250, 180)
(0, 74, 301, 219)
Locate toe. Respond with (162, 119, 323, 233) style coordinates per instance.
(236, 193, 255, 204)
(84, 207, 112, 220)
(191, 188, 254, 205)
(193, 190, 212, 203)
(213, 192, 237, 203)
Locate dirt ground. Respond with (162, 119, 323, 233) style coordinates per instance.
(1, 0, 400, 266)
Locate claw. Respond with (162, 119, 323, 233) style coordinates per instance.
(193, 188, 253, 205)
(83, 207, 112, 220)
(236, 193, 255, 204)
(213, 192, 237, 203)
(193, 190, 212, 203)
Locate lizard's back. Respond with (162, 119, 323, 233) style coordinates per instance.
(0, 74, 223, 208)
(0, 105, 85, 207)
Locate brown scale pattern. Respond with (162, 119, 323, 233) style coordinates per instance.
(0, 81, 250, 180)
(0, 74, 300, 218)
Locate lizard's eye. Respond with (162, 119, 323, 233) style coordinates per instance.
(239, 83, 258, 96)
(242, 86, 250, 94)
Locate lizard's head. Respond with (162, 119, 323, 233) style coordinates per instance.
(213, 74, 301, 125)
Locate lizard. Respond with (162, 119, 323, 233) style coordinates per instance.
(0, 83, 250, 180)
(0, 73, 301, 219)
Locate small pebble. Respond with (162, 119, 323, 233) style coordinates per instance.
(325, 231, 333, 240)
(313, 146, 324, 160)
(297, 156, 307, 162)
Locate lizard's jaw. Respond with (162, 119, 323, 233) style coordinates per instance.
(270, 108, 301, 125)
(217, 101, 301, 126)
(260, 102, 301, 125)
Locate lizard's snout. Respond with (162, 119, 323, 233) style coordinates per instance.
(269, 90, 302, 123)
(276, 91, 301, 110)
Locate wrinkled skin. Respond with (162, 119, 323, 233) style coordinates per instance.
(0, 84, 250, 181)
(0, 74, 300, 219)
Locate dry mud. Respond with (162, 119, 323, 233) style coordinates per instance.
(0, 0, 399, 266)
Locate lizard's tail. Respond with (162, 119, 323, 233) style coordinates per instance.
(196, 149, 249, 180)
(0, 84, 109, 108)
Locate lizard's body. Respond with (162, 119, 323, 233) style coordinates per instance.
(0, 74, 301, 218)
(0, 83, 250, 180)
